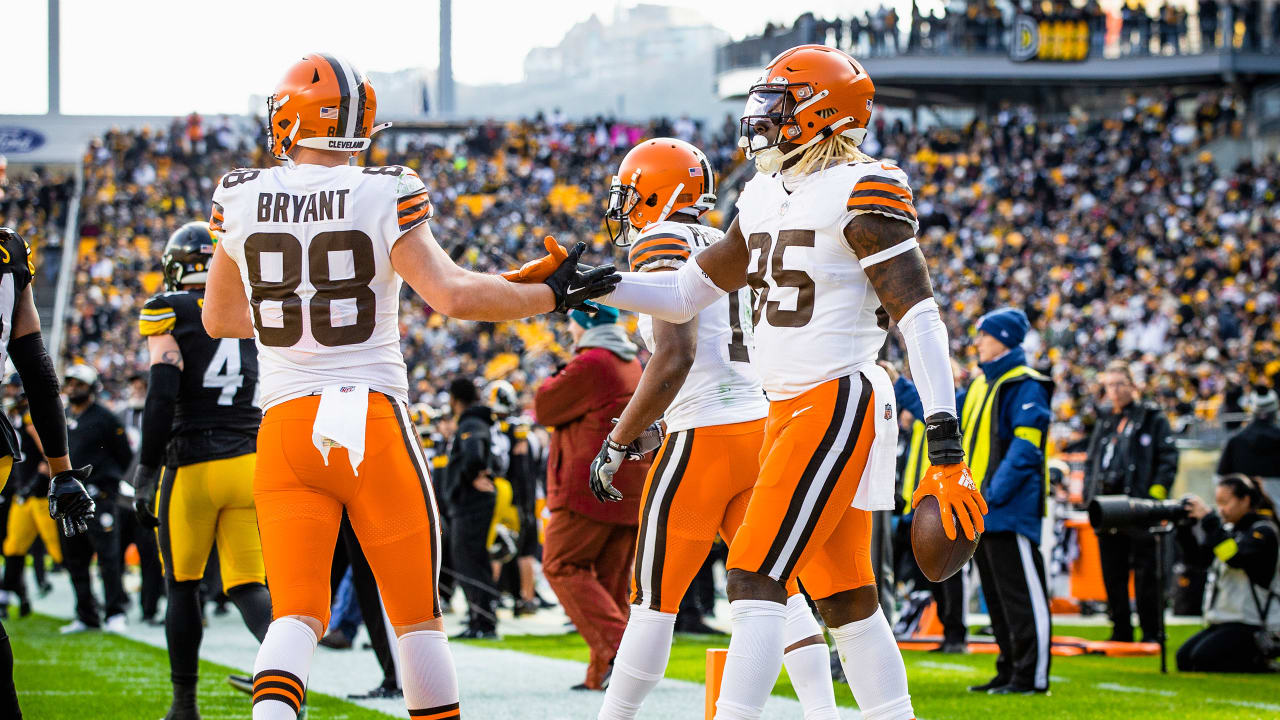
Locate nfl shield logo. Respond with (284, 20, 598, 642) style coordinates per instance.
(340, 385, 355, 393)
(884, 403, 892, 420)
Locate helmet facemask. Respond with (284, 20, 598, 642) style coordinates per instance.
(604, 171, 644, 247)
(739, 80, 867, 175)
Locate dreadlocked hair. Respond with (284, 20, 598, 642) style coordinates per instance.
(784, 133, 874, 180)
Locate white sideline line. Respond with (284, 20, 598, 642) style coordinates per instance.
(916, 661, 976, 673)
(1207, 698, 1280, 712)
(1095, 682, 1176, 697)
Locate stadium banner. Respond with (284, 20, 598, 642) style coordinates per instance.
(1011, 15, 1089, 62)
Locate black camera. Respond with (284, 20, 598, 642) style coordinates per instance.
(1087, 495, 1191, 530)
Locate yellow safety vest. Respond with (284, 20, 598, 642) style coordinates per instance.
(901, 419, 928, 513)
(960, 364, 1052, 495)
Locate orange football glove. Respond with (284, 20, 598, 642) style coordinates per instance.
(501, 236, 569, 283)
(911, 463, 988, 541)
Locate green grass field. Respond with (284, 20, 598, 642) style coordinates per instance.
(460, 623, 1280, 720)
(11, 614, 386, 719)
(11, 611, 1279, 719)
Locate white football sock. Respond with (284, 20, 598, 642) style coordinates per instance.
(828, 607, 914, 720)
(597, 606, 676, 720)
(252, 617, 317, 720)
(714, 599, 786, 720)
(398, 630, 460, 717)
(783, 595, 840, 720)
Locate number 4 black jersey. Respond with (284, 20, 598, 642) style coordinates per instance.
(139, 289, 261, 462)
(0, 231, 34, 460)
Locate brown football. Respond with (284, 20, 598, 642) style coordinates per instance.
(911, 495, 980, 582)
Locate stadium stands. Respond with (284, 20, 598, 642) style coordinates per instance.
(49, 98, 1278, 446)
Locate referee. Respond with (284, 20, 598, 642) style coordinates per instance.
(961, 309, 1054, 696)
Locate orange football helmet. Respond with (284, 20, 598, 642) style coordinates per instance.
(739, 44, 875, 174)
(604, 138, 716, 246)
(267, 54, 388, 161)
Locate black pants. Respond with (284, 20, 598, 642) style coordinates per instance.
(450, 504, 499, 632)
(120, 512, 164, 618)
(1176, 622, 1268, 673)
(1098, 530, 1162, 641)
(339, 514, 398, 689)
(62, 503, 127, 626)
(974, 531, 1051, 691)
(932, 570, 967, 644)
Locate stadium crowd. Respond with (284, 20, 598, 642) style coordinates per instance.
(56, 94, 1277, 447)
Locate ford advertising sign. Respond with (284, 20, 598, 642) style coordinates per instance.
(0, 127, 47, 154)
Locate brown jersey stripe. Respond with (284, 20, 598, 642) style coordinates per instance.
(398, 192, 430, 212)
(631, 234, 691, 255)
(629, 245, 691, 271)
(848, 196, 917, 217)
(399, 203, 435, 228)
(848, 189, 914, 207)
(398, 199, 431, 221)
(852, 181, 912, 199)
(857, 174, 909, 188)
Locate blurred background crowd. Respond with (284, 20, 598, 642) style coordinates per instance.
(34, 92, 1276, 450)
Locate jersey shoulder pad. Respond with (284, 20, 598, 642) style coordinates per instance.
(628, 222, 694, 273)
(378, 166, 432, 233)
(139, 294, 178, 336)
(844, 160, 918, 233)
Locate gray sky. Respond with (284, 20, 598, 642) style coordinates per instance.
(1, 0, 913, 115)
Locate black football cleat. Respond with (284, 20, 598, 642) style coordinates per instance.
(968, 677, 1008, 692)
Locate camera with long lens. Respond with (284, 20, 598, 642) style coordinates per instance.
(1087, 495, 1191, 530)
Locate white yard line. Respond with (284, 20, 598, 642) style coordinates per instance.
(30, 574, 855, 718)
(1206, 698, 1280, 713)
(1094, 683, 1176, 697)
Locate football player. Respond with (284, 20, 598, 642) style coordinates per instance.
(0, 227, 96, 719)
(200, 54, 617, 720)
(594, 45, 985, 720)
(132, 221, 273, 720)
(590, 138, 840, 720)
(485, 380, 541, 615)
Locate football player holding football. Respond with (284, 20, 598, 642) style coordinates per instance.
(0, 227, 96, 719)
(133, 221, 272, 720)
(591, 138, 840, 720)
(201, 54, 617, 720)
(595, 45, 985, 720)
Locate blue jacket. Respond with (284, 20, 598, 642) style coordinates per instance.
(973, 347, 1052, 542)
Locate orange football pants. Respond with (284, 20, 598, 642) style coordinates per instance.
(254, 393, 442, 629)
(630, 418, 799, 613)
(727, 374, 877, 600)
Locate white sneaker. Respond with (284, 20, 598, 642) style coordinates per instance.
(60, 620, 94, 634)
(104, 614, 127, 633)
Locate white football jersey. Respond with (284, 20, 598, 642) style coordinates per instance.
(734, 160, 919, 400)
(630, 221, 767, 433)
(211, 163, 433, 409)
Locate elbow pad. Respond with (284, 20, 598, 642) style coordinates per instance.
(8, 333, 68, 459)
(139, 363, 182, 467)
(897, 298, 957, 419)
(598, 260, 725, 324)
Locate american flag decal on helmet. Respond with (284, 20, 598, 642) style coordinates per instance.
(319, 106, 339, 119)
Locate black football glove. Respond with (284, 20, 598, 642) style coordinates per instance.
(132, 464, 161, 530)
(542, 241, 620, 314)
(48, 465, 96, 538)
(589, 437, 628, 503)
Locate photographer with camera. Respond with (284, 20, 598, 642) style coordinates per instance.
(1177, 475, 1279, 673)
(1083, 361, 1179, 643)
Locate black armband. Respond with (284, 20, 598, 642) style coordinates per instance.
(139, 363, 182, 467)
(924, 412, 965, 465)
(7, 332, 68, 459)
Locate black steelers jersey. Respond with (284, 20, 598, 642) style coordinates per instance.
(139, 289, 261, 438)
(0, 233, 34, 461)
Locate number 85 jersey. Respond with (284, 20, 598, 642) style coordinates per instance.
(211, 164, 433, 409)
(735, 160, 919, 400)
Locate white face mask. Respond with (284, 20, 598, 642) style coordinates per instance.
(752, 147, 785, 175)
